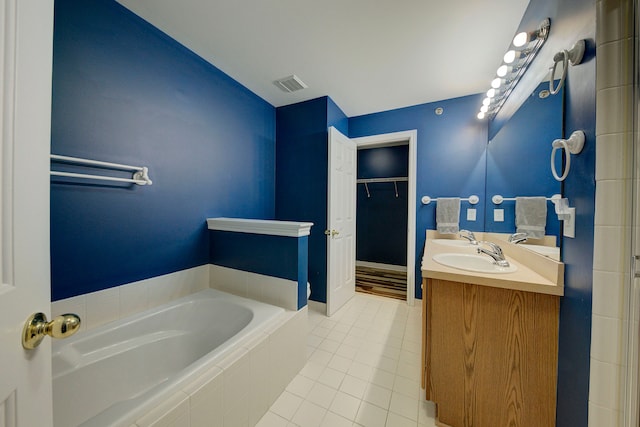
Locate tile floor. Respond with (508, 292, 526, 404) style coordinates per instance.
(256, 293, 437, 427)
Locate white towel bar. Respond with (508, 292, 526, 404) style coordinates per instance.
(421, 195, 480, 205)
(50, 154, 152, 185)
(491, 194, 561, 205)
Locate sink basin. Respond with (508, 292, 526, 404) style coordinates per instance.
(519, 244, 560, 261)
(432, 239, 474, 248)
(432, 253, 518, 274)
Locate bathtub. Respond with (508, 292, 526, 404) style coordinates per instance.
(52, 288, 290, 427)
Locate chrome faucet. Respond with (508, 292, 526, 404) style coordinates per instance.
(508, 232, 528, 244)
(477, 241, 510, 267)
(459, 229, 478, 245)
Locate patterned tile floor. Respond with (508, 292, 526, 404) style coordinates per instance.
(256, 293, 437, 427)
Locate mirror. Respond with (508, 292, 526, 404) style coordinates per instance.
(484, 80, 564, 259)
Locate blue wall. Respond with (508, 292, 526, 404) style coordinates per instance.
(50, 3, 596, 423)
(556, 25, 596, 427)
(356, 146, 408, 266)
(485, 81, 563, 240)
(491, 0, 596, 425)
(275, 97, 348, 303)
(349, 95, 488, 299)
(50, 0, 276, 300)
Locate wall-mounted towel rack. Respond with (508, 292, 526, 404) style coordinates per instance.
(357, 177, 408, 198)
(50, 154, 153, 186)
(491, 194, 561, 205)
(421, 195, 480, 205)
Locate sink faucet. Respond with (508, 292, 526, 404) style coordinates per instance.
(459, 230, 478, 245)
(477, 241, 510, 267)
(508, 232, 528, 244)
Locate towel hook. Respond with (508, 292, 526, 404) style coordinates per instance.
(551, 130, 585, 181)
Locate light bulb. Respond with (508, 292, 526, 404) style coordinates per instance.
(497, 65, 509, 77)
(513, 31, 529, 47)
(482, 97, 491, 106)
(486, 88, 496, 98)
(477, 111, 485, 120)
(503, 50, 517, 64)
(491, 77, 502, 89)
(480, 105, 489, 113)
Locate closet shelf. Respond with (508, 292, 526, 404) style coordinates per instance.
(357, 177, 407, 198)
(356, 177, 408, 184)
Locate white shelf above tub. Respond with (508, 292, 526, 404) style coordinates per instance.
(207, 217, 314, 237)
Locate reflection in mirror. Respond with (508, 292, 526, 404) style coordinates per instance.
(484, 80, 564, 259)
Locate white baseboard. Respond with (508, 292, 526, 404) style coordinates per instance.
(307, 300, 327, 316)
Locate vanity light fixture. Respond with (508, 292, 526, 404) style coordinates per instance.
(477, 18, 551, 120)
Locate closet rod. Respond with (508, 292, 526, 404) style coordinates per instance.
(356, 177, 408, 184)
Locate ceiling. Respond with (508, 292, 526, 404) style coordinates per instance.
(116, 0, 530, 118)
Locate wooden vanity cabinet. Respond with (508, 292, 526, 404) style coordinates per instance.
(421, 278, 560, 427)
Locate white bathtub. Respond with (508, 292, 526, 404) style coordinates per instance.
(52, 288, 287, 427)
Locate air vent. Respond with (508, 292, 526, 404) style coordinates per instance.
(274, 75, 308, 93)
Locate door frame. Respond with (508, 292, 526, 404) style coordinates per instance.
(352, 130, 417, 306)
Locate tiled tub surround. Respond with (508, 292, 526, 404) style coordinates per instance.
(590, 0, 637, 424)
(210, 264, 300, 311)
(51, 266, 307, 427)
(208, 218, 313, 309)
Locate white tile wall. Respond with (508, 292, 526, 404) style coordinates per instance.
(591, 0, 636, 425)
(209, 264, 299, 311)
(51, 265, 210, 333)
(51, 263, 304, 334)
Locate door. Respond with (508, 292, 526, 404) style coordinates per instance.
(326, 127, 356, 316)
(0, 0, 54, 425)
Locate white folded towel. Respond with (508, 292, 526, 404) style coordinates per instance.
(515, 197, 547, 239)
(436, 197, 460, 234)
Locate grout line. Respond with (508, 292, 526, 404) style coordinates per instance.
(258, 293, 434, 427)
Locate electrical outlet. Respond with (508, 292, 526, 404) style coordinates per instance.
(494, 209, 504, 222)
(563, 207, 576, 238)
(467, 208, 476, 221)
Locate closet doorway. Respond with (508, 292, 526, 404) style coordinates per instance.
(352, 131, 417, 305)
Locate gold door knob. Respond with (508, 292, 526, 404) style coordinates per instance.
(22, 312, 81, 350)
(331, 230, 339, 236)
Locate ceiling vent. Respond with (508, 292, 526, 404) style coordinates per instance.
(274, 75, 308, 93)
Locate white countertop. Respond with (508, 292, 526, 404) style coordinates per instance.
(421, 231, 564, 296)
